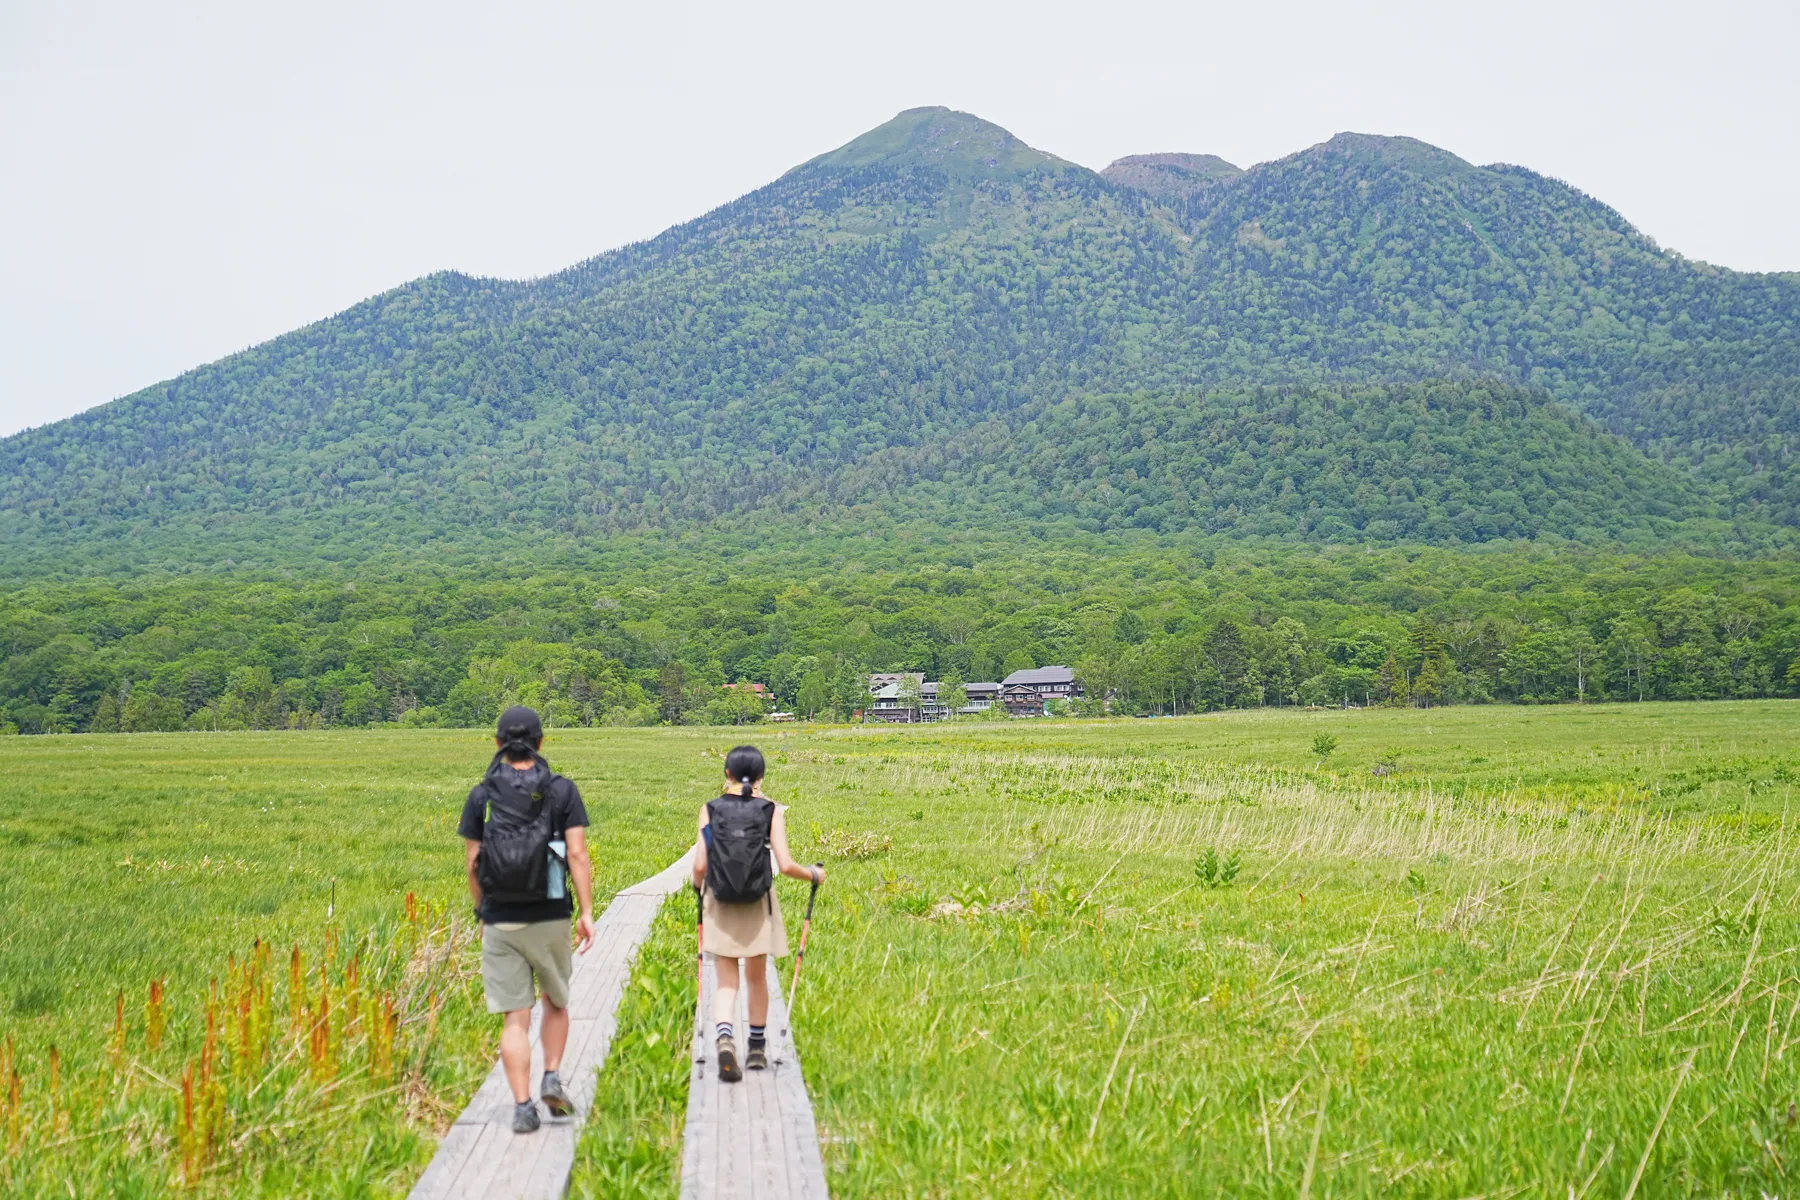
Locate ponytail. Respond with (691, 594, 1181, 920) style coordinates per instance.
(723, 745, 766, 796)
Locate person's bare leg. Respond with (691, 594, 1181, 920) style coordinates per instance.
(745, 954, 769, 1028)
(540, 999, 569, 1074)
(714, 955, 741, 1028)
(713, 955, 744, 1080)
(500, 1008, 533, 1103)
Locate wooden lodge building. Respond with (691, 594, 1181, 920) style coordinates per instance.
(866, 669, 1077, 722)
(999, 666, 1080, 716)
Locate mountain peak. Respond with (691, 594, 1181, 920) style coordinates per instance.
(1301, 132, 1476, 177)
(1102, 153, 1243, 199)
(805, 107, 1076, 177)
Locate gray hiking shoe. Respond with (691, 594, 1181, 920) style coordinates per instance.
(541, 1070, 573, 1117)
(717, 1034, 742, 1083)
(512, 1100, 540, 1134)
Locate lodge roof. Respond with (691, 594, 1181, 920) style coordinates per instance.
(1002, 666, 1076, 687)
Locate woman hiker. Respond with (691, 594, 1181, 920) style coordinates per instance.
(691, 744, 823, 1081)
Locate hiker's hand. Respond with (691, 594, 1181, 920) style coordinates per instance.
(575, 912, 596, 954)
(811, 865, 825, 886)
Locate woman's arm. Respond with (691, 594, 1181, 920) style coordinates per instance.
(691, 802, 711, 892)
(770, 808, 824, 884)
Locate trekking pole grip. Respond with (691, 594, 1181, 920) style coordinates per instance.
(806, 862, 823, 918)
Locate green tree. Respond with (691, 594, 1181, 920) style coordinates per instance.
(701, 687, 765, 726)
(796, 669, 830, 719)
(937, 673, 968, 720)
(1001, 650, 1036, 678)
(121, 687, 185, 732)
(1375, 652, 1409, 707)
(1204, 619, 1254, 707)
(1412, 654, 1449, 708)
(90, 691, 121, 733)
(659, 662, 690, 725)
(829, 663, 870, 722)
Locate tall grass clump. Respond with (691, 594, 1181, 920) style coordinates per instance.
(0, 894, 475, 1196)
(568, 897, 696, 1200)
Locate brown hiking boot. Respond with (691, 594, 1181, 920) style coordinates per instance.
(745, 1043, 768, 1071)
(717, 1035, 742, 1083)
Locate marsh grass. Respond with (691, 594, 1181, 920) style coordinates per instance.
(567, 897, 695, 1200)
(1, 703, 1797, 1195)
(0, 727, 688, 1197)
(760, 703, 1800, 1196)
(0, 896, 470, 1196)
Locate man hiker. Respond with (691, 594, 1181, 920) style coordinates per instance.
(459, 706, 596, 1133)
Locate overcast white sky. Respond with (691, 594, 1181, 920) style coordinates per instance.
(2, 0, 1796, 438)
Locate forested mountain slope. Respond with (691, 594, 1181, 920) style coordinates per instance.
(2, 107, 1795, 575)
(790, 382, 1711, 543)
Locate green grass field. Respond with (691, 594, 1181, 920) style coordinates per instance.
(2, 701, 1798, 1196)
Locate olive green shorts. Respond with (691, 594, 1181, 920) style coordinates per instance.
(480, 920, 573, 1014)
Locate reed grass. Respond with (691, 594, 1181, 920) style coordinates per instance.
(0, 701, 1795, 1195)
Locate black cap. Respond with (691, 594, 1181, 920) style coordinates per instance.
(497, 706, 543, 744)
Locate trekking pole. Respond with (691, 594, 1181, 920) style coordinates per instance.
(788, 864, 825, 1002)
(693, 883, 705, 1032)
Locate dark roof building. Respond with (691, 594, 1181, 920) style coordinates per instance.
(1002, 666, 1076, 688)
(999, 665, 1082, 716)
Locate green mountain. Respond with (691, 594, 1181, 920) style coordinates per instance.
(2, 106, 1795, 575)
(1100, 153, 1243, 199)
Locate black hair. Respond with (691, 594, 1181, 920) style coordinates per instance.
(724, 745, 765, 798)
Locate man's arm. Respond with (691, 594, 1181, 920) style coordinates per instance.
(464, 838, 483, 915)
(565, 825, 596, 953)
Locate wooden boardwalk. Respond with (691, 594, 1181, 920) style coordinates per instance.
(679, 954, 830, 1200)
(405, 851, 694, 1200)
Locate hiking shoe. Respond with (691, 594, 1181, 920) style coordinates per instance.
(717, 1035, 742, 1083)
(540, 1070, 573, 1117)
(512, 1100, 540, 1134)
(745, 1043, 768, 1071)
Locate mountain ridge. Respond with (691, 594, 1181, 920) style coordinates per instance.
(2, 107, 1796, 575)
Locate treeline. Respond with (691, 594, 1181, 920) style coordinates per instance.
(2, 539, 1796, 734)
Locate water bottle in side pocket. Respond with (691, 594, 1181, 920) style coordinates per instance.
(548, 838, 567, 900)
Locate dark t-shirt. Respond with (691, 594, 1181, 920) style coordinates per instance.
(458, 758, 589, 924)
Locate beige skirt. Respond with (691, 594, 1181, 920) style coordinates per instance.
(703, 881, 788, 959)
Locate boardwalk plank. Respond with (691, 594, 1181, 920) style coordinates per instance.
(404, 1122, 480, 1200)
(680, 1012, 713, 1198)
(766, 963, 830, 1200)
(405, 850, 692, 1200)
(679, 951, 830, 1199)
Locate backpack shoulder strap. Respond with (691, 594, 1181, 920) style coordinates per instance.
(479, 775, 506, 828)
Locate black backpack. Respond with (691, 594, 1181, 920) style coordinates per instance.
(706, 792, 775, 905)
(475, 766, 568, 904)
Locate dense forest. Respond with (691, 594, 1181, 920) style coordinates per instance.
(2, 109, 1797, 576)
(2, 539, 1796, 735)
